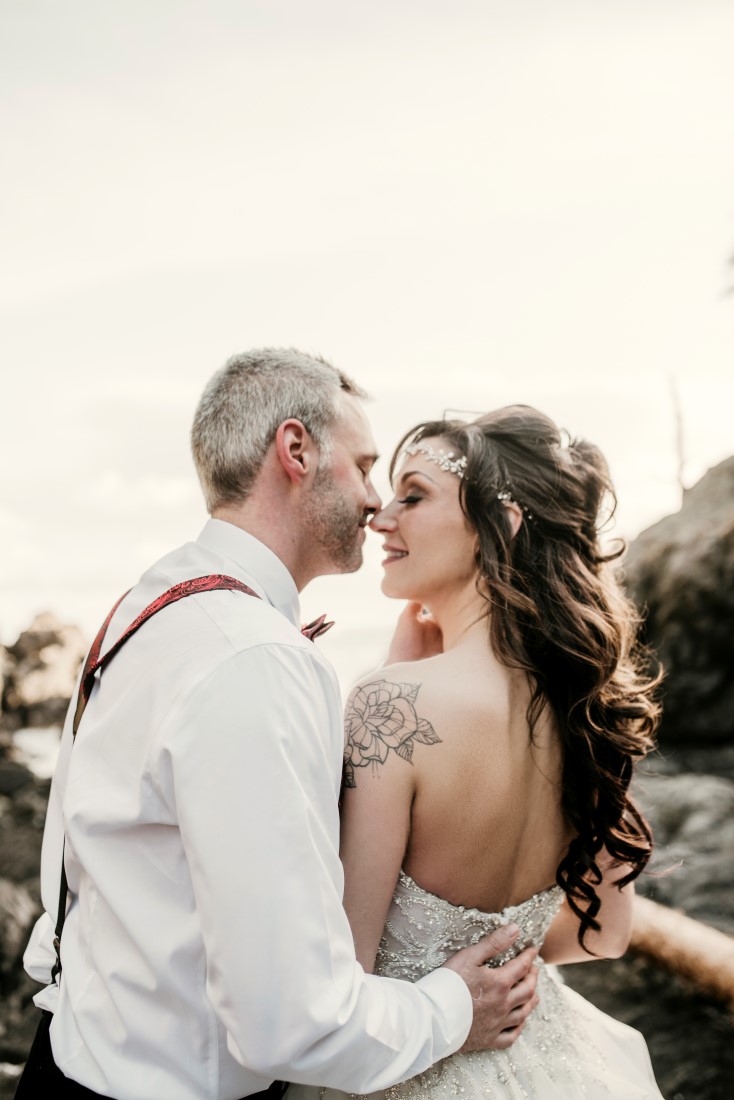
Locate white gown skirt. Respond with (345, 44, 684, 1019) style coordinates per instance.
(288, 962, 664, 1100)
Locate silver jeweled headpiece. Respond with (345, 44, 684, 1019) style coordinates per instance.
(404, 443, 467, 479)
(403, 444, 533, 520)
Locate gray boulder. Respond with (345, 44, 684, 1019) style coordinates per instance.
(0, 879, 37, 983)
(1, 612, 86, 731)
(634, 769, 734, 935)
(622, 456, 734, 746)
(0, 779, 49, 1083)
(0, 779, 50, 890)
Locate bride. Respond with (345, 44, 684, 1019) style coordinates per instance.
(291, 405, 665, 1100)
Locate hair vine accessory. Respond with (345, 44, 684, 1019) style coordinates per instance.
(497, 489, 534, 522)
(404, 443, 467, 479)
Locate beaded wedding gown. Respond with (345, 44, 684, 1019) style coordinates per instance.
(291, 870, 664, 1100)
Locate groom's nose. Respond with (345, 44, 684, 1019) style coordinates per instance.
(363, 480, 382, 518)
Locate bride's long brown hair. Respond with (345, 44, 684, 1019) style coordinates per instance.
(391, 405, 661, 951)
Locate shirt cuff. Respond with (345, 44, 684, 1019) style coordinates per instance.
(23, 912, 56, 985)
(415, 966, 473, 1055)
(33, 983, 59, 1013)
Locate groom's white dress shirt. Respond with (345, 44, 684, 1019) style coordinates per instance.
(24, 519, 472, 1100)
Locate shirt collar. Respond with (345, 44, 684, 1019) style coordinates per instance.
(196, 518, 301, 628)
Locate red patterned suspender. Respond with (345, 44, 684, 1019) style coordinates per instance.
(54, 574, 262, 981)
(72, 575, 262, 736)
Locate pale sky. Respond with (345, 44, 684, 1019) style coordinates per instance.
(1, 0, 732, 687)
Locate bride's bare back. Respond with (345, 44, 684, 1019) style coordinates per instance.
(341, 628, 583, 971)
(347, 637, 571, 918)
(400, 645, 571, 913)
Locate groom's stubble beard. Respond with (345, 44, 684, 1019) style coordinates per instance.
(307, 464, 365, 574)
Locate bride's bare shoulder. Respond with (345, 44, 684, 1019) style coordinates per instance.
(347, 654, 488, 729)
(348, 654, 452, 700)
(346, 659, 442, 713)
(342, 662, 448, 782)
(353, 649, 524, 739)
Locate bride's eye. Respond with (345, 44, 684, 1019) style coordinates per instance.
(397, 495, 422, 505)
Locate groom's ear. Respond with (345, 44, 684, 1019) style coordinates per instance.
(275, 419, 318, 485)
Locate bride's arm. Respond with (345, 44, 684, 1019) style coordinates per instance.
(540, 851, 635, 964)
(339, 677, 419, 973)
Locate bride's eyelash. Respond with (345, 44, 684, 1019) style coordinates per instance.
(397, 495, 422, 505)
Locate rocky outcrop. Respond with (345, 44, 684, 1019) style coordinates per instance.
(1, 612, 86, 732)
(0, 768, 50, 1088)
(635, 763, 734, 935)
(622, 456, 734, 746)
(0, 613, 81, 1091)
(564, 457, 734, 1099)
(0, 880, 37, 983)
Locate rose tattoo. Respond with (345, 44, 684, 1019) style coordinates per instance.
(343, 680, 441, 788)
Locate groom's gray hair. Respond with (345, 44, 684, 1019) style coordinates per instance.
(191, 347, 366, 511)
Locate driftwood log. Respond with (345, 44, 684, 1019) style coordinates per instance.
(631, 895, 734, 1012)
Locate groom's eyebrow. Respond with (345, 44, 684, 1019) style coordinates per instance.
(359, 452, 379, 469)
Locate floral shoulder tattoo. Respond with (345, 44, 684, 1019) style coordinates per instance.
(342, 679, 441, 788)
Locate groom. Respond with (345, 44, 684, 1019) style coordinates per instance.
(20, 349, 539, 1099)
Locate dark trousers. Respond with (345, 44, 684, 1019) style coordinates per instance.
(15, 1012, 106, 1098)
(15, 1011, 288, 1100)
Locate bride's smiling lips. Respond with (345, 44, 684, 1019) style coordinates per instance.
(382, 543, 408, 565)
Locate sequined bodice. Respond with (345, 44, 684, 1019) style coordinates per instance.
(375, 870, 565, 982)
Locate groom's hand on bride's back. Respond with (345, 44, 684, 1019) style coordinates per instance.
(442, 923, 540, 1051)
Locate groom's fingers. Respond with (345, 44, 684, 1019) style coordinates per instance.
(477, 921, 522, 960)
(482, 992, 540, 1051)
(445, 936, 541, 1052)
(508, 994, 540, 1025)
(464, 921, 522, 963)
(441, 923, 520, 995)
(507, 973, 537, 1011)
(489, 944, 538, 989)
(442, 931, 538, 999)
